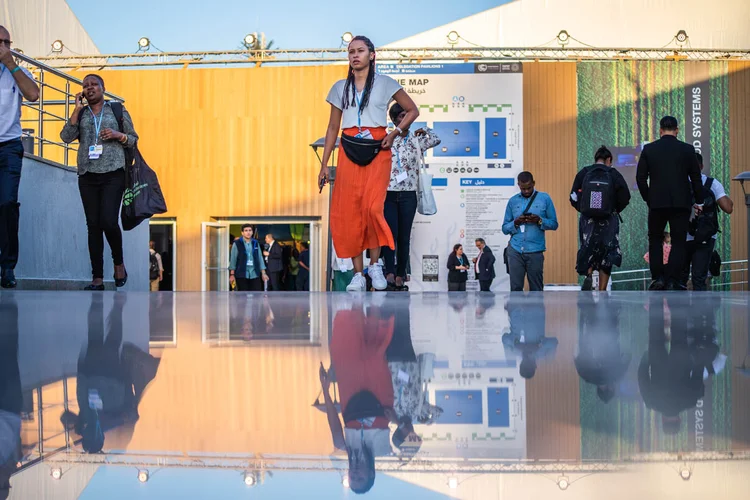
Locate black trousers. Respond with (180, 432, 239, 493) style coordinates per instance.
(268, 271, 283, 291)
(236, 276, 263, 291)
(383, 190, 418, 278)
(479, 279, 493, 292)
(681, 239, 716, 291)
(448, 281, 466, 291)
(0, 139, 23, 271)
(648, 208, 690, 284)
(78, 169, 126, 279)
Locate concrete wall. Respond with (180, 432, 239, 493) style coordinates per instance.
(16, 154, 149, 291)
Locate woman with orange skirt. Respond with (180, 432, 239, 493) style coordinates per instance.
(318, 36, 419, 292)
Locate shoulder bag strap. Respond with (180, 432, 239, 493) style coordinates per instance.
(411, 135, 425, 191)
(522, 191, 538, 215)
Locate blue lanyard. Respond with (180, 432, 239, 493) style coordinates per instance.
(354, 89, 363, 131)
(89, 104, 107, 144)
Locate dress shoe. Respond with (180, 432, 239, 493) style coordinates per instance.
(648, 279, 666, 291)
(1, 269, 17, 289)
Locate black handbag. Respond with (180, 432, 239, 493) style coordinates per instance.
(340, 133, 382, 166)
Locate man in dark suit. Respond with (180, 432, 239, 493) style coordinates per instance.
(472, 238, 496, 291)
(264, 234, 284, 291)
(636, 116, 704, 290)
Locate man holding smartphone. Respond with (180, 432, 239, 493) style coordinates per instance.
(0, 27, 39, 288)
(502, 171, 559, 291)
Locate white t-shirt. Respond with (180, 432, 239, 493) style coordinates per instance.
(687, 174, 727, 241)
(326, 74, 402, 129)
(0, 64, 34, 142)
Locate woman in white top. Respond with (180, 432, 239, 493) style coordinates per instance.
(318, 36, 419, 292)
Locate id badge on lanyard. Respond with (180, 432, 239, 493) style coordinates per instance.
(88, 106, 105, 160)
(354, 90, 373, 139)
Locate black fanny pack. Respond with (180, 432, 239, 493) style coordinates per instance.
(343, 390, 385, 422)
(340, 133, 382, 166)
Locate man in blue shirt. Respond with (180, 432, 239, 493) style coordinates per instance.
(502, 172, 558, 291)
(229, 224, 268, 291)
(0, 27, 40, 288)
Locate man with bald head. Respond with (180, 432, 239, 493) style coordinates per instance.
(0, 26, 39, 288)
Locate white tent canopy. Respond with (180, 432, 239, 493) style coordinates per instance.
(385, 0, 750, 50)
(1, 0, 99, 57)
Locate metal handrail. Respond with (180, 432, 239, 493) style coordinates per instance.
(610, 259, 748, 291)
(12, 50, 125, 169)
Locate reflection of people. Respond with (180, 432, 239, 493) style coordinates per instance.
(446, 244, 470, 291)
(575, 294, 631, 403)
(388, 298, 442, 439)
(382, 103, 441, 291)
(320, 299, 397, 494)
(317, 35, 419, 292)
(0, 296, 21, 498)
(638, 295, 708, 434)
(502, 295, 557, 379)
(229, 224, 269, 291)
(61, 294, 160, 453)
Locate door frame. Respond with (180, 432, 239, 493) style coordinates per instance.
(201, 221, 230, 292)
(149, 218, 177, 291)
(216, 217, 323, 292)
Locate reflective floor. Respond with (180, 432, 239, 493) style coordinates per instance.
(1, 291, 749, 499)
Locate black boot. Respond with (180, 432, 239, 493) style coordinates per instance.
(1, 268, 16, 289)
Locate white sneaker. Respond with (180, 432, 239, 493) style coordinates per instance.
(368, 263, 388, 291)
(346, 273, 367, 292)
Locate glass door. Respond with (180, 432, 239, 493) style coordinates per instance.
(201, 222, 229, 291)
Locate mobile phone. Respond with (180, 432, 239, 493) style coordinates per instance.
(318, 177, 326, 194)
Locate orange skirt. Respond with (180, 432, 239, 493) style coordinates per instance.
(330, 127, 395, 259)
(330, 308, 395, 428)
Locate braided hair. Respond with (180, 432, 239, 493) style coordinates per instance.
(342, 36, 376, 111)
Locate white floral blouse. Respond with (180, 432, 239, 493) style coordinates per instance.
(388, 128, 441, 192)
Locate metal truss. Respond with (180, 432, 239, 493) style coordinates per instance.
(44, 450, 750, 473)
(34, 46, 750, 69)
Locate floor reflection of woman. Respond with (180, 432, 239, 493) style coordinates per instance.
(319, 299, 396, 494)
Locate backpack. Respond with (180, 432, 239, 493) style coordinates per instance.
(690, 178, 719, 244)
(149, 252, 160, 280)
(78, 101, 134, 167)
(580, 165, 616, 218)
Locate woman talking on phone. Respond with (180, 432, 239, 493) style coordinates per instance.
(61, 75, 138, 290)
(318, 36, 419, 292)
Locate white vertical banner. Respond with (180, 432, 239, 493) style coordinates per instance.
(378, 63, 524, 292)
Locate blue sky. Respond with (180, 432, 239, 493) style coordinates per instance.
(67, 0, 506, 53)
(78, 468, 457, 499)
